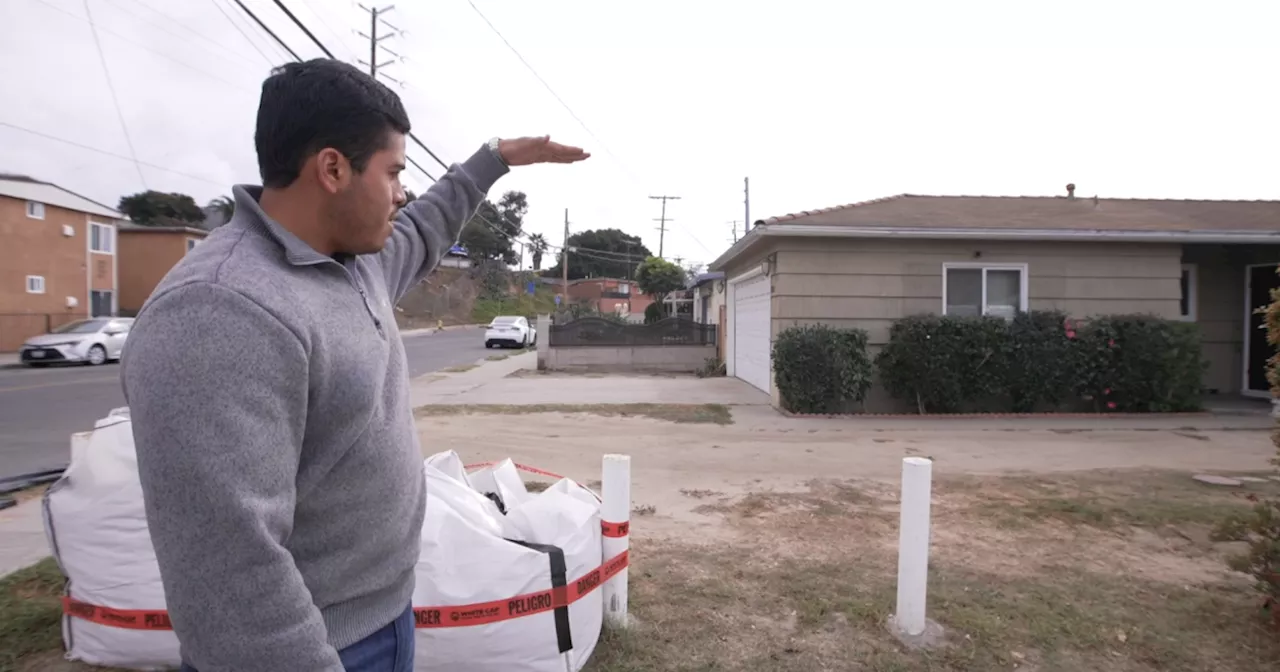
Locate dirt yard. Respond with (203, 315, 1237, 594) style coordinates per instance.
(419, 407, 1280, 671)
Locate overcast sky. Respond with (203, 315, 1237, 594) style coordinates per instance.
(2, 0, 1277, 268)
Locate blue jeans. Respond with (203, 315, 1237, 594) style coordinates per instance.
(180, 605, 415, 671)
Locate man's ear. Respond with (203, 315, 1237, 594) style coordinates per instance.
(314, 148, 350, 194)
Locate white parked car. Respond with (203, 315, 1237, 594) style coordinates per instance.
(19, 317, 134, 367)
(484, 316, 535, 349)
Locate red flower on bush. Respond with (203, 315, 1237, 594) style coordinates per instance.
(1103, 388, 1111, 395)
(1107, 401, 1117, 410)
(1066, 330, 1076, 339)
(1108, 339, 1116, 347)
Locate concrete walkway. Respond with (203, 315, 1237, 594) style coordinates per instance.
(409, 354, 771, 407)
(0, 497, 48, 577)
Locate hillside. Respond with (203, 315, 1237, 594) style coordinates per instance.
(394, 266, 560, 329)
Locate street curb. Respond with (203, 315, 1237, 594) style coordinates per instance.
(399, 324, 486, 338)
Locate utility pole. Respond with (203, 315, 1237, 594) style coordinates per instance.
(357, 4, 404, 86)
(561, 208, 570, 305)
(743, 177, 750, 238)
(649, 194, 680, 258)
(727, 220, 741, 244)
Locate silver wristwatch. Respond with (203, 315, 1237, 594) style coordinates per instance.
(487, 137, 508, 167)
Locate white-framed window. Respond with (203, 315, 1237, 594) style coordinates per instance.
(90, 221, 115, 254)
(26, 201, 45, 219)
(617, 283, 631, 295)
(26, 275, 46, 294)
(942, 263, 1028, 318)
(186, 238, 200, 253)
(1179, 263, 1197, 321)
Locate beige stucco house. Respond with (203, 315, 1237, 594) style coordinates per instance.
(708, 190, 1280, 411)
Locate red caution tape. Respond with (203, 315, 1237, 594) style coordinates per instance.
(413, 550, 629, 629)
(464, 461, 567, 481)
(601, 520, 630, 538)
(63, 551, 630, 631)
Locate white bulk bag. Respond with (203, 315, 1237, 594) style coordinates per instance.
(43, 407, 181, 670)
(414, 451, 603, 672)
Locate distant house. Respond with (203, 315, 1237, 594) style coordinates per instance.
(566, 277, 654, 320)
(709, 188, 1280, 405)
(0, 174, 124, 351)
(117, 225, 210, 315)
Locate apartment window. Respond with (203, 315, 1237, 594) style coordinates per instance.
(617, 283, 630, 295)
(26, 201, 45, 219)
(26, 275, 46, 294)
(90, 222, 115, 254)
(1179, 264, 1197, 321)
(186, 238, 200, 253)
(943, 263, 1028, 318)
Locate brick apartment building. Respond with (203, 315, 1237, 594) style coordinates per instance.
(118, 225, 209, 315)
(0, 175, 123, 351)
(566, 277, 654, 320)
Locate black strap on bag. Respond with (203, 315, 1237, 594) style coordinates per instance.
(505, 539, 573, 654)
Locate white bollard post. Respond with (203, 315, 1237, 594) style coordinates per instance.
(601, 454, 631, 628)
(893, 456, 933, 637)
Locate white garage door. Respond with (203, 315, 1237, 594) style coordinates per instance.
(732, 273, 771, 392)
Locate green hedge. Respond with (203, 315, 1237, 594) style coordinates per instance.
(875, 311, 1205, 414)
(772, 324, 873, 414)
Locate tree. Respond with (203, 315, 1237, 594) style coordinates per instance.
(458, 190, 527, 266)
(528, 233, 549, 271)
(634, 256, 686, 316)
(118, 191, 205, 227)
(204, 196, 235, 230)
(545, 228, 652, 280)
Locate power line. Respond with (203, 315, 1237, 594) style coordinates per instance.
(270, 0, 335, 58)
(0, 120, 229, 187)
(233, 0, 301, 59)
(30, 0, 260, 93)
(83, 0, 147, 189)
(241, 1, 641, 267)
(300, 0, 361, 61)
(462, 0, 714, 257)
(109, 0, 265, 69)
(462, 0, 637, 183)
(210, 0, 278, 66)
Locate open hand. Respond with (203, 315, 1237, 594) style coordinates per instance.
(497, 136, 590, 166)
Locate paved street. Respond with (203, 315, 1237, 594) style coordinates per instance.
(0, 327, 493, 481)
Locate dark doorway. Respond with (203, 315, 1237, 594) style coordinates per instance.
(1246, 263, 1280, 394)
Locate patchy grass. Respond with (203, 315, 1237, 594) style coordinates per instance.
(0, 558, 66, 671)
(632, 505, 657, 516)
(414, 403, 734, 425)
(584, 471, 1280, 671)
(525, 481, 551, 493)
(958, 471, 1280, 531)
(440, 363, 478, 373)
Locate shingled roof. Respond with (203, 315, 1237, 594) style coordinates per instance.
(761, 194, 1280, 233)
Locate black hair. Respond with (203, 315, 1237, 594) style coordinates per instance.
(254, 59, 411, 188)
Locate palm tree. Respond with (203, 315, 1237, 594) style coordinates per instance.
(528, 233, 549, 271)
(206, 196, 235, 229)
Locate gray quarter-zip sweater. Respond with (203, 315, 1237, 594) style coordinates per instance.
(121, 145, 507, 671)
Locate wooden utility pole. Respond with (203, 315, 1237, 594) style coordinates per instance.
(357, 4, 403, 86)
(561, 208, 570, 305)
(649, 194, 680, 258)
(743, 177, 750, 238)
(727, 220, 741, 243)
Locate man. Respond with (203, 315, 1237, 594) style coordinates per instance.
(121, 59, 588, 671)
